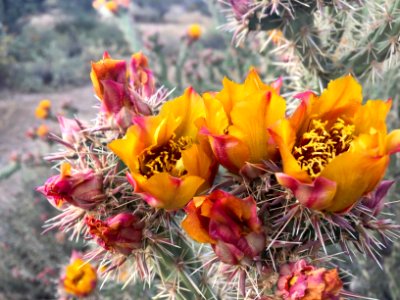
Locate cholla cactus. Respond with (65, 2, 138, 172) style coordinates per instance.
(221, 0, 400, 87)
(37, 51, 400, 299)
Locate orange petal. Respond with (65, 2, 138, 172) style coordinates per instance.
(229, 91, 285, 163)
(203, 93, 230, 134)
(182, 200, 216, 244)
(320, 151, 389, 213)
(134, 172, 205, 210)
(269, 119, 311, 183)
(386, 129, 400, 154)
(276, 173, 337, 211)
(353, 99, 391, 135)
(181, 144, 216, 190)
(201, 127, 249, 172)
(313, 75, 362, 121)
(159, 87, 205, 139)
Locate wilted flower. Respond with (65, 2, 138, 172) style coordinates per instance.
(270, 75, 400, 213)
(109, 88, 217, 210)
(85, 213, 144, 255)
(129, 52, 155, 99)
(35, 99, 52, 119)
(198, 68, 285, 173)
(37, 162, 105, 210)
(182, 190, 265, 265)
(277, 259, 343, 300)
(187, 24, 202, 41)
(58, 116, 82, 144)
(229, 0, 251, 21)
(61, 251, 97, 298)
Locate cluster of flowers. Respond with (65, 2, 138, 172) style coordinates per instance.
(37, 51, 400, 299)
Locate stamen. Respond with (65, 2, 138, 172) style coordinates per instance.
(293, 118, 355, 178)
(140, 136, 193, 178)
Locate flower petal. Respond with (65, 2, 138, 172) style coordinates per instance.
(276, 173, 337, 211)
(353, 99, 391, 135)
(134, 172, 205, 210)
(386, 129, 400, 154)
(200, 127, 249, 172)
(269, 120, 311, 182)
(182, 200, 216, 243)
(314, 75, 362, 121)
(158, 87, 205, 139)
(320, 151, 389, 213)
(229, 91, 285, 163)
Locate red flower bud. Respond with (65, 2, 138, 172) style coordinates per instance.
(37, 163, 105, 210)
(85, 213, 144, 255)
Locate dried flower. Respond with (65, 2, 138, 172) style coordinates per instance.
(277, 260, 342, 300)
(37, 162, 105, 210)
(198, 68, 285, 173)
(57, 116, 82, 144)
(85, 213, 144, 255)
(130, 52, 155, 99)
(109, 88, 217, 210)
(182, 190, 265, 265)
(270, 75, 400, 213)
(61, 252, 97, 298)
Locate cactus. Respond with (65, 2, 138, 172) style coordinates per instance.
(222, 0, 400, 86)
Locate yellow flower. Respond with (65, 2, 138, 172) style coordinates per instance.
(269, 75, 400, 213)
(36, 124, 49, 138)
(63, 257, 97, 297)
(187, 24, 202, 40)
(198, 68, 285, 173)
(109, 88, 217, 210)
(35, 99, 52, 119)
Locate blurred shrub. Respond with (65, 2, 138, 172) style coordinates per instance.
(5, 13, 129, 92)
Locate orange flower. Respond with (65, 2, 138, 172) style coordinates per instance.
(269, 75, 400, 213)
(187, 24, 202, 40)
(198, 68, 285, 173)
(35, 99, 52, 119)
(108, 88, 217, 210)
(90, 52, 127, 101)
(182, 190, 265, 265)
(277, 259, 342, 300)
(36, 124, 49, 138)
(62, 252, 97, 297)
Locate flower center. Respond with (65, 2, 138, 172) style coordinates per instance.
(292, 118, 355, 178)
(140, 136, 193, 178)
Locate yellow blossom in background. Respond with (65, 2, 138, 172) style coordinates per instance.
(35, 99, 52, 119)
(187, 24, 202, 41)
(270, 75, 400, 213)
(62, 257, 97, 297)
(36, 124, 49, 138)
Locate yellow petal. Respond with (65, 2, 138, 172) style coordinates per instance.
(353, 99, 391, 135)
(135, 172, 205, 210)
(159, 87, 205, 139)
(269, 119, 311, 183)
(386, 129, 400, 154)
(229, 91, 285, 163)
(321, 152, 389, 213)
(203, 93, 230, 134)
(182, 144, 214, 187)
(314, 75, 362, 121)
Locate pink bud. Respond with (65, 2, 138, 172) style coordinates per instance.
(57, 116, 82, 144)
(37, 163, 105, 210)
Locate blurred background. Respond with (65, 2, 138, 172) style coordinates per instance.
(0, 0, 399, 299)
